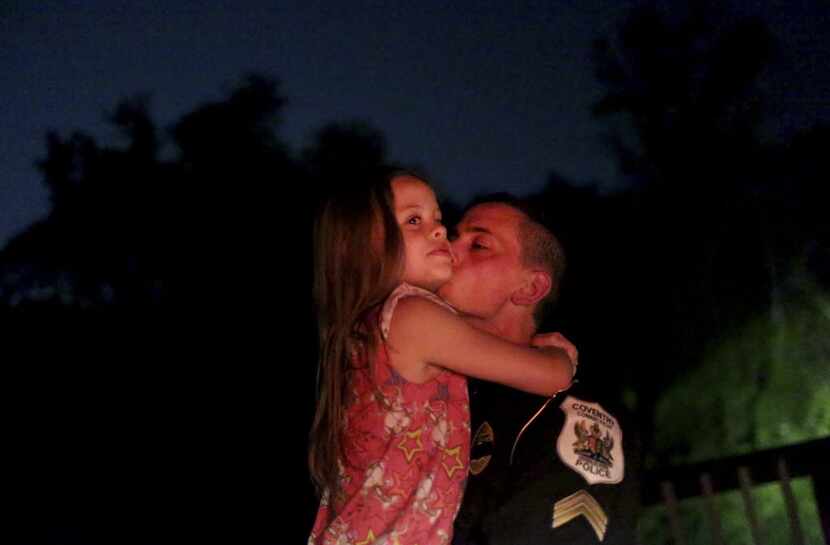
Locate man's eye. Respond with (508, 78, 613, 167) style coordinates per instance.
(407, 216, 421, 225)
(472, 242, 488, 250)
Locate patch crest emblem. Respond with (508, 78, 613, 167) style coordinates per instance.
(556, 395, 624, 485)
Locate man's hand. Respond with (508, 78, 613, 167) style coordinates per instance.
(530, 332, 579, 372)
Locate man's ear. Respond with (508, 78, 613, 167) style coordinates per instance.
(510, 271, 552, 307)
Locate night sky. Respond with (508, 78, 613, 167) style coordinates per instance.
(3, 0, 829, 248)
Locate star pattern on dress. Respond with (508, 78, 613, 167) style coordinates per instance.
(441, 445, 465, 478)
(397, 429, 425, 462)
(387, 464, 418, 500)
(355, 529, 377, 545)
(309, 288, 470, 545)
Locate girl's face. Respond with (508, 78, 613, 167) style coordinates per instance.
(391, 175, 453, 292)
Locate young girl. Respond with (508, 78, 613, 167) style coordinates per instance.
(308, 168, 576, 545)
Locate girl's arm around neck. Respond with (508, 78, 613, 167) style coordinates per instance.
(386, 297, 573, 396)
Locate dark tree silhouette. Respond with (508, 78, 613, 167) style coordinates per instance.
(516, 2, 779, 459)
(585, 1, 829, 465)
(4, 75, 320, 544)
(3, 71, 447, 544)
(302, 120, 387, 187)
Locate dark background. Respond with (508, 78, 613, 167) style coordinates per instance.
(4, 1, 829, 543)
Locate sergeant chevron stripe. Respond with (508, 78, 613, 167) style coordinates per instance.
(551, 489, 608, 541)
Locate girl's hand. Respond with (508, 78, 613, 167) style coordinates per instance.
(531, 332, 579, 371)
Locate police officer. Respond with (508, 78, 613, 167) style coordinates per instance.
(439, 195, 641, 545)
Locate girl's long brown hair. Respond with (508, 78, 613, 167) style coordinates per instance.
(308, 168, 412, 497)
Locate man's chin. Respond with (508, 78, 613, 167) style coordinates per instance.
(436, 283, 456, 305)
(438, 283, 471, 315)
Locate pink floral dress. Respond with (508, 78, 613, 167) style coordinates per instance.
(309, 284, 471, 545)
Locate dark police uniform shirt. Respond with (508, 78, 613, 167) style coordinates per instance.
(453, 380, 641, 545)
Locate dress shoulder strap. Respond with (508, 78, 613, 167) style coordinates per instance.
(379, 283, 457, 341)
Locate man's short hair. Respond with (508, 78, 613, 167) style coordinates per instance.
(465, 193, 566, 324)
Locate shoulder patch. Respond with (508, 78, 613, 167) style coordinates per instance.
(556, 395, 624, 485)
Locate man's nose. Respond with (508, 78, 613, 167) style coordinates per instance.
(449, 239, 464, 265)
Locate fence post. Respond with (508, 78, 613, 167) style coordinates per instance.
(738, 466, 765, 545)
(661, 481, 687, 545)
(700, 473, 724, 545)
(813, 468, 830, 544)
(777, 458, 805, 545)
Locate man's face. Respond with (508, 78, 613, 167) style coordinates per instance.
(438, 203, 528, 319)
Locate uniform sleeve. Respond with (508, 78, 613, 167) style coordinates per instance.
(475, 391, 643, 545)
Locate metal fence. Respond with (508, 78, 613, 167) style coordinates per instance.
(642, 437, 829, 545)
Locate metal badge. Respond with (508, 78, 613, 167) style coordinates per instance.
(469, 421, 494, 475)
